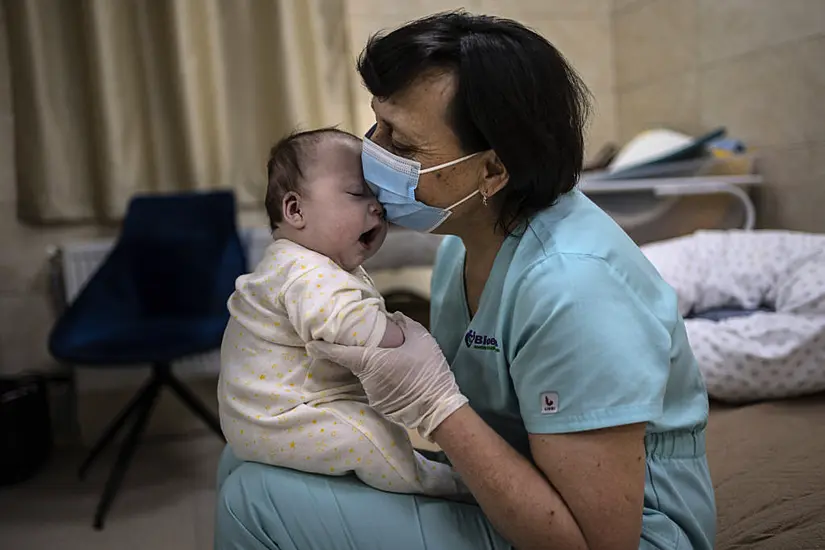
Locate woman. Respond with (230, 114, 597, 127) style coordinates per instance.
(215, 12, 716, 550)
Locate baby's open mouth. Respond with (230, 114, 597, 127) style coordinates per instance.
(359, 227, 380, 247)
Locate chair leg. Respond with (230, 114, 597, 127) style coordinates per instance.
(93, 378, 161, 530)
(78, 377, 156, 480)
(164, 370, 224, 440)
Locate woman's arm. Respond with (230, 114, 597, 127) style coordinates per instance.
(378, 317, 405, 348)
(433, 406, 586, 549)
(305, 314, 648, 549)
(433, 406, 645, 550)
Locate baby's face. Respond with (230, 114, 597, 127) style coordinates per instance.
(299, 139, 388, 271)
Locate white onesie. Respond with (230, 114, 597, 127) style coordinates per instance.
(218, 239, 464, 496)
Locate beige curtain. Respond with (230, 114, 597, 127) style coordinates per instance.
(3, 0, 356, 223)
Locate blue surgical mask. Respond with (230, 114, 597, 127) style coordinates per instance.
(361, 137, 482, 232)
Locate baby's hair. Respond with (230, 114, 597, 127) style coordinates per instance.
(265, 127, 361, 231)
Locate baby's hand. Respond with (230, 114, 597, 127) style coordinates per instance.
(378, 312, 405, 348)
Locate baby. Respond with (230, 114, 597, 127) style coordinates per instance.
(218, 128, 464, 496)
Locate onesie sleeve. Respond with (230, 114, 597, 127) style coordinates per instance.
(281, 261, 387, 347)
(508, 253, 672, 434)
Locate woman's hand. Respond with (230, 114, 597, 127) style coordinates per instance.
(306, 313, 469, 439)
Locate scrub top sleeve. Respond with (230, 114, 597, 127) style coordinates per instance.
(509, 254, 670, 434)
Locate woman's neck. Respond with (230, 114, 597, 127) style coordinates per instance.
(453, 209, 508, 268)
(463, 232, 505, 272)
(452, 214, 508, 316)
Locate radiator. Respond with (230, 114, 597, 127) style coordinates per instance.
(54, 229, 271, 305)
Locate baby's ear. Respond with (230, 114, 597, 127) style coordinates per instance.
(282, 191, 306, 229)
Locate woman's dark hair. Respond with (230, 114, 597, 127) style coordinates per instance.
(357, 11, 591, 232)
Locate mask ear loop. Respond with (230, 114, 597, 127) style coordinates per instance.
(445, 189, 481, 211)
(420, 152, 480, 174)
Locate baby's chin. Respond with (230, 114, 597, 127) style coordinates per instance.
(365, 227, 388, 257)
(356, 240, 382, 264)
(323, 246, 370, 273)
(340, 236, 385, 272)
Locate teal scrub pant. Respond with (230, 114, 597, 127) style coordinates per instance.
(214, 445, 510, 550)
(214, 430, 714, 550)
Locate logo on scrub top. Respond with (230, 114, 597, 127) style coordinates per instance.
(464, 330, 500, 352)
(541, 392, 559, 414)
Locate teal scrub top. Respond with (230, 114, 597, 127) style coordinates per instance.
(430, 190, 715, 548)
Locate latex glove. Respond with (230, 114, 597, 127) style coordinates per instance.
(306, 313, 468, 440)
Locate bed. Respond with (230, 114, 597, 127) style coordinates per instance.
(639, 230, 825, 547)
(708, 395, 825, 550)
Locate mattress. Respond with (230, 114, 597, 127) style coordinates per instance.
(708, 394, 825, 550)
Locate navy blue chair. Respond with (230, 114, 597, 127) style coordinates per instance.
(49, 190, 246, 529)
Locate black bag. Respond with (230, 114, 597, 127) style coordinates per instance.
(0, 375, 53, 486)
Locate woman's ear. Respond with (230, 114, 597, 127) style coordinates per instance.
(479, 151, 509, 199)
(281, 191, 306, 229)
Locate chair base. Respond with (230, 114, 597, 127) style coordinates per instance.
(78, 362, 224, 530)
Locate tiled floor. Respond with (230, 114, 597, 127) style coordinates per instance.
(0, 432, 225, 550)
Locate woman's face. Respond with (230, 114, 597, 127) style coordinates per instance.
(368, 71, 492, 234)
